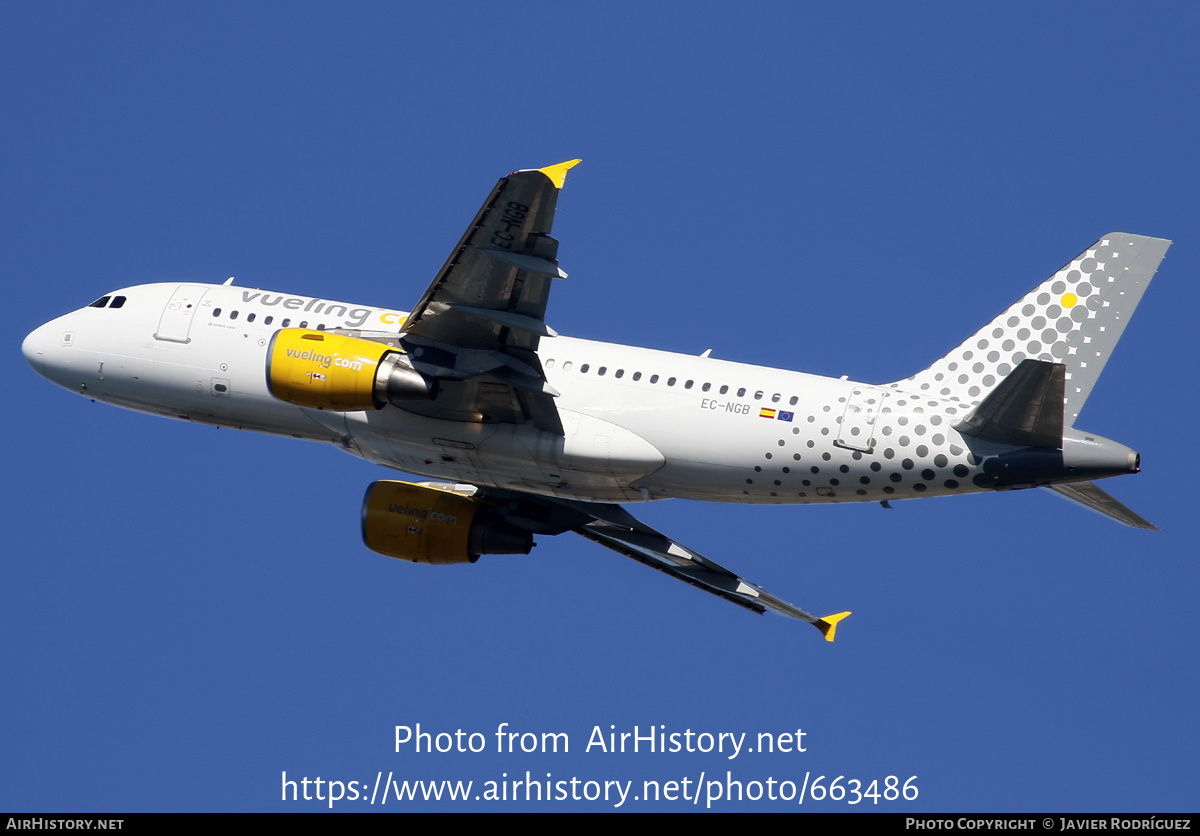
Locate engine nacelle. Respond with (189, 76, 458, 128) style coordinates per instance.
(361, 481, 533, 565)
(266, 329, 433, 411)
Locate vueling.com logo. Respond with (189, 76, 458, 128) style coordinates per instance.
(285, 348, 364, 372)
(387, 501, 459, 526)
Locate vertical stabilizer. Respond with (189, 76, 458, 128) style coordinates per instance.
(896, 233, 1169, 426)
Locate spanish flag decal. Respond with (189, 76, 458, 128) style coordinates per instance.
(759, 408, 776, 419)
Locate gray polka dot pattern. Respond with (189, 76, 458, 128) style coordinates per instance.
(745, 388, 974, 504)
(713, 234, 1165, 507)
(898, 234, 1166, 426)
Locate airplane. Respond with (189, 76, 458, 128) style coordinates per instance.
(21, 160, 1169, 641)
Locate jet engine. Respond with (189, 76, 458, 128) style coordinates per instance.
(361, 481, 534, 565)
(266, 329, 433, 411)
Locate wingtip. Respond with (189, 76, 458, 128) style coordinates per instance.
(538, 159, 582, 189)
(816, 611, 852, 642)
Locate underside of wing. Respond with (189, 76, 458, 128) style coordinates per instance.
(432, 484, 850, 641)
(396, 161, 581, 434)
(567, 503, 850, 641)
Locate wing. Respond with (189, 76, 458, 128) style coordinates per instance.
(460, 485, 851, 641)
(570, 504, 850, 642)
(397, 160, 581, 434)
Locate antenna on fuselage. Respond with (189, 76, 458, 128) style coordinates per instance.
(700, 348, 712, 358)
(223, 277, 235, 286)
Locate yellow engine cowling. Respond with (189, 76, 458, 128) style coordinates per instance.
(267, 329, 393, 411)
(361, 481, 533, 565)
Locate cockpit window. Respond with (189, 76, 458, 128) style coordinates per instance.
(88, 295, 128, 309)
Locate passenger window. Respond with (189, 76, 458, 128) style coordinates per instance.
(771, 393, 781, 403)
(247, 313, 256, 323)
(737, 388, 746, 397)
(632, 372, 642, 381)
(754, 391, 763, 400)
(264, 316, 273, 325)
(581, 364, 590, 373)
(230, 311, 238, 320)
(317, 323, 326, 330)
(615, 369, 624, 378)
(684, 380, 694, 389)
(598, 366, 607, 376)
(109, 296, 126, 309)
(282, 319, 291, 327)
(719, 385, 729, 394)
(667, 377, 676, 386)
(213, 308, 222, 317)
(299, 321, 307, 328)
(702, 382, 711, 392)
(650, 374, 659, 384)
(789, 396, 798, 405)
(562, 361, 573, 371)
(545, 359, 556, 369)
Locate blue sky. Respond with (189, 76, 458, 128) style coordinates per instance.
(3, 1, 1198, 812)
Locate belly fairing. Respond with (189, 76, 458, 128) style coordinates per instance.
(344, 407, 664, 503)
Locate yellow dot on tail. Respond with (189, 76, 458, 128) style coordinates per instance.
(1062, 293, 1078, 308)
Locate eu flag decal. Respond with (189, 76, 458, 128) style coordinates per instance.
(777, 410, 794, 422)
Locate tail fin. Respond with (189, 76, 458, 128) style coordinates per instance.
(895, 233, 1170, 426)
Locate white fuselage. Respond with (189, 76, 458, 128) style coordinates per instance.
(24, 281, 1007, 506)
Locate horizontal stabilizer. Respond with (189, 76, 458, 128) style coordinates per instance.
(956, 359, 1064, 448)
(1043, 481, 1159, 530)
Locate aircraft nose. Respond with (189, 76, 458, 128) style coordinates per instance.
(22, 324, 48, 376)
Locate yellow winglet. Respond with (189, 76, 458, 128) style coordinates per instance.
(538, 159, 582, 189)
(816, 611, 852, 642)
